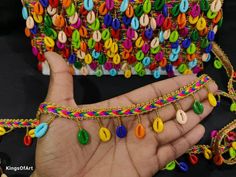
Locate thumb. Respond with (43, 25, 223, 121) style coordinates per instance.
(44, 52, 77, 107)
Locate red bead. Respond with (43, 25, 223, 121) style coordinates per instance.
(24, 135, 32, 146)
(163, 17, 172, 30)
(213, 154, 223, 166)
(37, 63, 43, 72)
(111, 29, 120, 39)
(127, 55, 136, 64)
(49, 0, 59, 8)
(173, 57, 183, 66)
(189, 154, 199, 165)
(37, 53, 46, 62)
(64, 26, 73, 37)
(149, 62, 157, 71)
(94, 43, 103, 52)
(79, 6, 88, 16)
(62, 48, 70, 59)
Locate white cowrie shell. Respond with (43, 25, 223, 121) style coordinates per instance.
(211, 0, 222, 13)
(80, 66, 89, 76)
(213, 25, 218, 34)
(58, 31, 67, 43)
(132, 31, 138, 40)
(93, 30, 102, 42)
(163, 29, 171, 40)
(26, 16, 34, 29)
(47, 5, 57, 16)
(140, 14, 149, 27)
(150, 37, 160, 48)
(77, 50, 85, 59)
(150, 17, 157, 30)
(69, 12, 79, 25)
(176, 110, 188, 124)
(87, 11, 96, 24)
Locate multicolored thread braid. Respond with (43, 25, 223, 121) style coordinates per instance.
(37, 74, 211, 120)
(0, 119, 39, 128)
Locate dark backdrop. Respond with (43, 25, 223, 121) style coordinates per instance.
(0, 1, 236, 177)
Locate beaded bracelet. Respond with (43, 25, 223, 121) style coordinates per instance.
(21, 0, 223, 77)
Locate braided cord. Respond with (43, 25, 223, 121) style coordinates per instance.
(0, 119, 39, 128)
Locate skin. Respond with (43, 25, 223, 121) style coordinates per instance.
(31, 52, 218, 177)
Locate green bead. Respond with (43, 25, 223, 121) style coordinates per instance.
(77, 129, 90, 145)
(96, 68, 103, 77)
(72, 30, 80, 42)
(178, 64, 188, 73)
(214, 59, 222, 69)
(230, 102, 236, 112)
(50, 29, 58, 40)
(154, 0, 165, 11)
(171, 4, 180, 17)
(66, 3, 76, 17)
(207, 9, 218, 19)
(88, 38, 95, 49)
(200, 0, 209, 12)
(143, 0, 151, 14)
(187, 43, 196, 55)
(136, 50, 145, 61)
(229, 147, 236, 158)
(72, 40, 80, 49)
(134, 5, 144, 17)
(150, 46, 161, 54)
(98, 54, 107, 65)
(165, 161, 176, 171)
(89, 18, 100, 30)
(218, 18, 223, 28)
(200, 38, 209, 49)
(43, 27, 53, 36)
(44, 14, 52, 27)
(169, 30, 179, 43)
(138, 69, 146, 77)
(74, 61, 82, 69)
(193, 100, 204, 115)
(191, 29, 199, 41)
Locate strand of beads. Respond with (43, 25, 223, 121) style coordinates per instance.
(21, 0, 223, 78)
(35, 74, 216, 145)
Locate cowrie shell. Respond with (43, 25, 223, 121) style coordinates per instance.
(202, 53, 209, 62)
(150, 17, 157, 30)
(69, 12, 79, 25)
(132, 31, 138, 40)
(150, 37, 160, 48)
(26, 16, 34, 29)
(211, 0, 222, 13)
(87, 11, 96, 24)
(47, 5, 57, 16)
(139, 14, 149, 27)
(93, 30, 102, 42)
(213, 25, 218, 34)
(163, 29, 171, 40)
(80, 66, 89, 76)
(77, 50, 85, 59)
(58, 31, 67, 43)
(176, 110, 188, 124)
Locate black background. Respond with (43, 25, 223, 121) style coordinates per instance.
(0, 0, 236, 177)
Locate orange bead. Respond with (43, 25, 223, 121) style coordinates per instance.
(79, 26, 88, 38)
(177, 13, 186, 25)
(187, 54, 196, 61)
(69, 66, 75, 75)
(25, 27, 31, 37)
(34, 2, 44, 15)
(159, 58, 167, 67)
(199, 27, 209, 36)
(80, 41, 87, 52)
(125, 4, 134, 18)
(53, 14, 65, 28)
(213, 10, 223, 24)
(99, 2, 108, 16)
(62, 0, 72, 8)
(121, 51, 130, 59)
(213, 154, 223, 166)
(135, 123, 146, 139)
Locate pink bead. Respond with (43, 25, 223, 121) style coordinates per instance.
(142, 44, 150, 54)
(126, 28, 135, 39)
(56, 41, 65, 49)
(89, 61, 98, 71)
(211, 130, 218, 138)
(104, 62, 113, 70)
(32, 46, 39, 56)
(155, 51, 164, 62)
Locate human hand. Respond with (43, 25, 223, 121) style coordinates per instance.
(32, 52, 218, 177)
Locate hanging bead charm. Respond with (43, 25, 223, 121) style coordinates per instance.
(24, 127, 33, 146)
(76, 119, 90, 145)
(174, 103, 188, 125)
(135, 115, 146, 139)
(35, 115, 56, 138)
(116, 117, 127, 138)
(152, 110, 164, 133)
(191, 94, 204, 115)
(205, 85, 217, 107)
(97, 118, 111, 142)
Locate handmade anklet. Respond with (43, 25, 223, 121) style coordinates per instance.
(33, 74, 215, 145)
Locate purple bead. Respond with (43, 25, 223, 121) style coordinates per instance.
(192, 66, 201, 74)
(190, 4, 201, 18)
(141, 44, 150, 54)
(155, 51, 164, 62)
(126, 28, 135, 39)
(156, 14, 165, 27)
(32, 47, 39, 56)
(71, 18, 81, 29)
(104, 62, 113, 70)
(113, 64, 121, 70)
(123, 39, 132, 50)
(179, 27, 189, 37)
(89, 61, 98, 71)
(56, 41, 65, 49)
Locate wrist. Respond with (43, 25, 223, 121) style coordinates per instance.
(30, 171, 39, 177)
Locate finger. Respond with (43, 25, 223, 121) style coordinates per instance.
(44, 52, 76, 107)
(156, 124, 205, 169)
(156, 99, 212, 145)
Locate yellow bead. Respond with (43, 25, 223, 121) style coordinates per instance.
(135, 37, 144, 48)
(0, 127, 6, 136)
(208, 93, 217, 107)
(29, 129, 36, 138)
(124, 70, 132, 78)
(33, 13, 43, 24)
(188, 16, 199, 25)
(232, 142, 236, 150)
(99, 127, 111, 142)
(204, 148, 212, 160)
(183, 69, 192, 75)
(107, 50, 115, 58)
(113, 54, 121, 64)
(196, 17, 207, 31)
(104, 38, 112, 49)
(153, 117, 164, 133)
(84, 54, 92, 64)
(44, 36, 55, 48)
(111, 42, 118, 53)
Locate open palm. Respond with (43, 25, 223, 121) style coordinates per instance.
(32, 52, 217, 177)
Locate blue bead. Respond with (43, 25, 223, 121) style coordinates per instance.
(30, 25, 38, 35)
(84, 0, 94, 11)
(153, 69, 161, 79)
(171, 42, 179, 49)
(142, 57, 151, 66)
(39, 0, 49, 8)
(120, 0, 129, 12)
(22, 7, 28, 20)
(208, 31, 215, 41)
(182, 38, 191, 48)
(188, 59, 198, 69)
(104, 14, 113, 27)
(145, 28, 153, 40)
(35, 123, 48, 138)
(112, 18, 121, 30)
(163, 4, 168, 17)
(205, 43, 213, 53)
(122, 15, 131, 27)
(92, 50, 100, 59)
(172, 45, 181, 54)
(116, 125, 127, 138)
(180, 0, 189, 13)
(166, 64, 173, 72)
(131, 17, 139, 30)
(68, 54, 76, 64)
(159, 31, 164, 43)
(169, 53, 179, 62)
(109, 68, 117, 76)
(178, 162, 189, 172)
